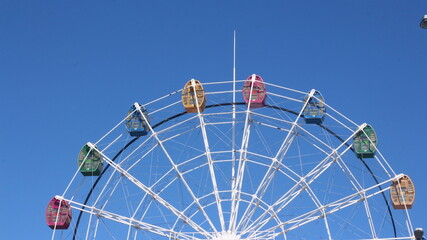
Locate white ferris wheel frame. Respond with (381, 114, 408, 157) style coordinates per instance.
(51, 34, 414, 240)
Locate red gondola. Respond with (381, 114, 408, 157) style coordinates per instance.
(242, 74, 266, 108)
(46, 197, 72, 229)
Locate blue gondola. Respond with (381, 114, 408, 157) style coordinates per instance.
(303, 90, 326, 124)
(125, 103, 150, 137)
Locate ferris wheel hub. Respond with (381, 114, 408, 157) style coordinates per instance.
(214, 232, 241, 240)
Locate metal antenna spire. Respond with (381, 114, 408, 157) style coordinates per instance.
(230, 30, 237, 232)
(233, 30, 236, 97)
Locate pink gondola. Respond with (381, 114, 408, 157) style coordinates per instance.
(242, 74, 266, 108)
(46, 197, 72, 229)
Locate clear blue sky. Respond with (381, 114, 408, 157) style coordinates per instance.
(0, 1, 426, 239)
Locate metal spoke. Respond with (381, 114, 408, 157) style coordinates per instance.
(135, 103, 219, 234)
(53, 80, 413, 240)
(249, 176, 398, 239)
(229, 75, 257, 232)
(190, 79, 226, 231)
(57, 196, 201, 240)
(237, 89, 316, 232)
(90, 142, 213, 238)
(243, 129, 357, 235)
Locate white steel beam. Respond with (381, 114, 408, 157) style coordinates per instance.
(229, 74, 257, 232)
(88, 142, 213, 239)
(56, 196, 200, 240)
(243, 131, 357, 235)
(135, 103, 219, 234)
(191, 79, 226, 232)
(237, 89, 316, 232)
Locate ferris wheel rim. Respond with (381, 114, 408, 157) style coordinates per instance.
(66, 101, 401, 240)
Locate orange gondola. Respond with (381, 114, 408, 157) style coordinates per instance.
(390, 174, 415, 209)
(182, 79, 206, 113)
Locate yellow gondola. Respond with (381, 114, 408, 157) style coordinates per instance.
(390, 174, 415, 209)
(182, 79, 206, 113)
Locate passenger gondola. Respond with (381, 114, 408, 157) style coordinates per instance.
(46, 197, 72, 229)
(421, 15, 427, 29)
(353, 125, 377, 158)
(390, 174, 415, 209)
(182, 79, 206, 113)
(242, 74, 266, 108)
(125, 103, 150, 136)
(77, 143, 103, 176)
(303, 90, 326, 124)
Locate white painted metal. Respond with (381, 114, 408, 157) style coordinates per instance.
(229, 74, 257, 232)
(191, 79, 226, 231)
(52, 80, 414, 240)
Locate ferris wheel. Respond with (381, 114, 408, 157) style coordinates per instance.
(46, 75, 416, 240)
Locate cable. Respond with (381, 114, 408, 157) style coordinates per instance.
(71, 102, 397, 239)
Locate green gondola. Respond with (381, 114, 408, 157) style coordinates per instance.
(353, 125, 377, 158)
(77, 143, 103, 176)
